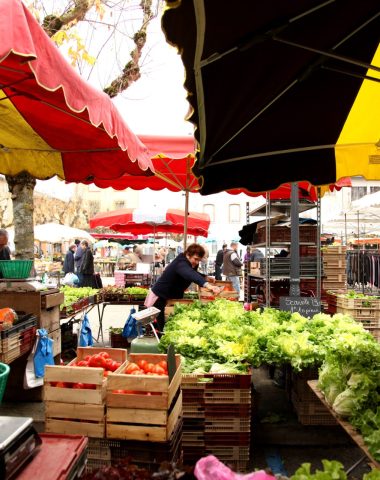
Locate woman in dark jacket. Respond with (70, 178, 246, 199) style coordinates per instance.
(79, 240, 96, 287)
(149, 243, 221, 333)
(63, 244, 76, 275)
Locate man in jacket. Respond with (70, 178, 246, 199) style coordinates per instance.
(222, 242, 243, 294)
(214, 243, 227, 280)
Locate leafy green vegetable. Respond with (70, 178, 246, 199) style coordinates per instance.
(290, 460, 347, 480)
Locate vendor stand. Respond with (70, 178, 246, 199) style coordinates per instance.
(308, 380, 380, 471)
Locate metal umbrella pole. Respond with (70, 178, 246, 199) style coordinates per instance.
(290, 182, 300, 296)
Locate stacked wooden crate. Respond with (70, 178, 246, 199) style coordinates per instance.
(44, 347, 127, 438)
(290, 366, 337, 426)
(182, 372, 252, 472)
(322, 245, 347, 294)
(0, 314, 37, 363)
(106, 353, 182, 442)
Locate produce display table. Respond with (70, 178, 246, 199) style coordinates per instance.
(97, 300, 146, 343)
(308, 380, 380, 470)
(94, 259, 116, 277)
(114, 270, 151, 287)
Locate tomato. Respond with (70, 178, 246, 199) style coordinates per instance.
(50, 381, 57, 387)
(84, 355, 91, 361)
(158, 360, 168, 371)
(152, 365, 167, 375)
(99, 351, 110, 359)
(88, 354, 106, 368)
(83, 383, 96, 390)
(125, 362, 140, 374)
(55, 381, 66, 388)
(130, 369, 144, 375)
(143, 362, 155, 373)
(112, 389, 127, 394)
(72, 383, 85, 389)
(137, 359, 148, 370)
(103, 370, 110, 377)
(77, 360, 89, 367)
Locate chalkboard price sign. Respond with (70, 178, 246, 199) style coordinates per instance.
(280, 296, 321, 317)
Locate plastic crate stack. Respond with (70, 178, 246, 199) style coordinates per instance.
(290, 366, 337, 426)
(322, 246, 347, 296)
(181, 372, 252, 472)
(86, 420, 182, 473)
(0, 315, 37, 363)
(330, 294, 380, 341)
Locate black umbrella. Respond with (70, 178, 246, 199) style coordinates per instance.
(162, 0, 380, 195)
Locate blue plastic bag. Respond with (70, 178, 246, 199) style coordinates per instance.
(79, 313, 93, 347)
(122, 308, 138, 339)
(33, 329, 54, 378)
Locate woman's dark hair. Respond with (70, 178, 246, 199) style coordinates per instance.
(185, 243, 205, 258)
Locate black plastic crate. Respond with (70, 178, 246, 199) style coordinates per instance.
(0, 314, 37, 338)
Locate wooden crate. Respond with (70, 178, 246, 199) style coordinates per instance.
(106, 353, 182, 441)
(44, 347, 127, 405)
(165, 299, 195, 318)
(49, 328, 61, 357)
(106, 353, 181, 410)
(106, 391, 182, 442)
(45, 402, 105, 438)
(335, 295, 380, 310)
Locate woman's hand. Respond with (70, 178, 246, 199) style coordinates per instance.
(206, 276, 216, 283)
(205, 283, 221, 295)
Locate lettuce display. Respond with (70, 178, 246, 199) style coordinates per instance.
(60, 285, 99, 311)
(159, 299, 374, 373)
(318, 339, 380, 460)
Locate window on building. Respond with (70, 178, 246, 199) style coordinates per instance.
(203, 204, 215, 222)
(351, 186, 368, 201)
(114, 200, 125, 210)
(229, 204, 240, 223)
(370, 186, 380, 194)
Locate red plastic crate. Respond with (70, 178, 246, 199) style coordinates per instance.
(16, 433, 88, 480)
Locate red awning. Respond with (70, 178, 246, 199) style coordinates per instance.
(0, 0, 154, 183)
(90, 207, 210, 237)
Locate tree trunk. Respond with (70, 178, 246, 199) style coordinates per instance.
(5, 172, 36, 260)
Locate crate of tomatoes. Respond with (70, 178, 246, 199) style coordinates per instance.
(44, 347, 127, 438)
(106, 353, 182, 442)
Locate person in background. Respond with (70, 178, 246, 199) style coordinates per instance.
(129, 245, 143, 264)
(145, 243, 221, 334)
(199, 244, 209, 275)
(117, 246, 132, 270)
(250, 247, 265, 262)
(244, 246, 251, 262)
(63, 243, 76, 275)
(0, 229, 11, 261)
(223, 242, 243, 294)
(214, 243, 227, 280)
(78, 240, 96, 287)
(166, 246, 176, 264)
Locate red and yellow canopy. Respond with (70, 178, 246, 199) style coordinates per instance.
(0, 0, 154, 183)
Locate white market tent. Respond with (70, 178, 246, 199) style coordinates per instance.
(7, 223, 94, 250)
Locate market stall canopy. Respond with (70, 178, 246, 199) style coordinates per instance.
(89, 134, 351, 201)
(89, 207, 210, 237)
(162, 1, 380, 194)
(0, 0, 154, 183)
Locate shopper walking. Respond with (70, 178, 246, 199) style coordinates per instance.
(63, 244, 76, 274)
(214, 243, 227, 280)
(223, 242, 243, 294)
(78, 240, 96, 287)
